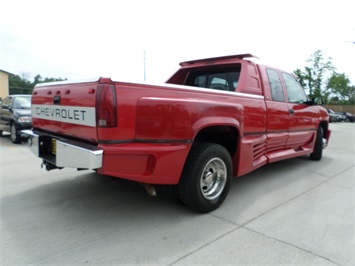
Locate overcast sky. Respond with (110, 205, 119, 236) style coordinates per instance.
(1, 0, 354, 84)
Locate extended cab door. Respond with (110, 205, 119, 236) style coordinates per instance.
(261, 67, 290, 157)
(281, 72, 317, 149)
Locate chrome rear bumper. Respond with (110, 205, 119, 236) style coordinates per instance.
(22, 130, 103, 170)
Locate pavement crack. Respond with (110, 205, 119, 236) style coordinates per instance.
(241, 165, 354, 227)
(169, 225, 241, 266)
(243, 227, 342, 266)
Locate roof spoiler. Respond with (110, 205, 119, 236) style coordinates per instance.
(180, 53, 259, 66)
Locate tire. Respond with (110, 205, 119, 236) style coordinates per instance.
(310, 127, 323, 161)
(10, 123, 21, 144)
(178, 143, 232, 213)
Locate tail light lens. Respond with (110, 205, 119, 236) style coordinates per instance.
(96, 84, 117, 128)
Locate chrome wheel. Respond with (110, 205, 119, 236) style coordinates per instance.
(178, 143, 232, 213)
(200, 157, 227, 201)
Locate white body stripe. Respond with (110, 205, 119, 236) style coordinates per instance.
(32, 105, 96, 127)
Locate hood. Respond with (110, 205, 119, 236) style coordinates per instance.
(14, 109, 32, 117)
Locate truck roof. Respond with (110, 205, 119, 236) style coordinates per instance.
(179, 54, 259, 66)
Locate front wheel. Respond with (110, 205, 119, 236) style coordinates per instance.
(178, 143, 232, 213)
(310, 127, 323, 161)
(10, 123, 21, 144)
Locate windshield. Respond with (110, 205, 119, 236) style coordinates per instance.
(13, 96, 32, 109)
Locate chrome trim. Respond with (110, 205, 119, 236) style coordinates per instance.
(55, 140, 102, 168)
(21, 130, 103, 169)
(22, 130, 40, 156)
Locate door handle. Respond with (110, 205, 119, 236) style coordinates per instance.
(289, 109, 294, 114)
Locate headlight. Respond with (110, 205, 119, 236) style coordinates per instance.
(18, 117, 32, 123)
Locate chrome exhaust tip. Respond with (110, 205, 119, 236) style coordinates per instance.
(140, 183, 157, 197)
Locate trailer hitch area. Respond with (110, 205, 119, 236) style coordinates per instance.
(41, 161, 63, 171)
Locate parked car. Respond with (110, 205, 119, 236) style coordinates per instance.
(0, 95, 32, 143)
(335, 112, 348, 122)
(342, 112, 355, 123)
(327, 109, 340, 123)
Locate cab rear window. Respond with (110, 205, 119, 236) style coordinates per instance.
(185, 66, 241, 92)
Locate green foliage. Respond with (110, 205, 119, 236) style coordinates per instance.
(294, 50, 354, 105)
(9, 74, 67, 95)
(327, 73, 354, 105)
(9, 74, 32, 94)
(294, 50, 335, 102)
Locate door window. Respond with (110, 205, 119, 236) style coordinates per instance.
(282, 73, 308, 103)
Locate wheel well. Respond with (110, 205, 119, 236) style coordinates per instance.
(193, 126, 239, 157)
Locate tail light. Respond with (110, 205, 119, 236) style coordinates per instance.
(96, 84, 117, 127)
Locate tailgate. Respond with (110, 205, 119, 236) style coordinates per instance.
(31, 80, 98, 142)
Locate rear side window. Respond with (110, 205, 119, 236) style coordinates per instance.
(266, 69, 285, 102)
(185, 66, 241, 92)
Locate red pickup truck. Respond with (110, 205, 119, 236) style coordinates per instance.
(23, 54, 331, 212)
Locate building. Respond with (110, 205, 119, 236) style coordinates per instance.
(0, 69, 14, 101)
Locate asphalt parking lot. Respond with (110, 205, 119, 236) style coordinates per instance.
(1, 123, 354, 265)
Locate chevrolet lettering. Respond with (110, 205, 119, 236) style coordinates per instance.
(31, 105, 95, 127)
(22, 54, 331, 213)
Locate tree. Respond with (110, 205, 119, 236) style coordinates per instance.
(9, 74, 67, 94)
(294, 50, 335, 102)
(30, 75, 67, 87)
(327, 73, 355, 105)
(9, 74, 33, 94)
(33, 74, 43, 85)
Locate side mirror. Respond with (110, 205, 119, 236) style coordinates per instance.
(313, 98, 325, 105)
(306, 98, 325, 106)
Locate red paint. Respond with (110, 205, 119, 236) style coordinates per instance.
(31, 54, 330, 184)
